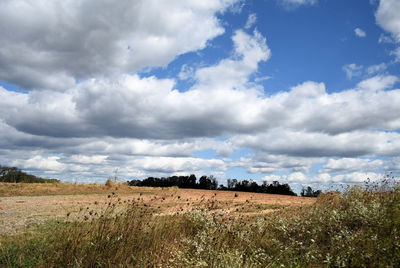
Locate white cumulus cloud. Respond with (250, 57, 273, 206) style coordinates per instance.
(0, 0, 238, 90)
(245, 13, 257, 29)
(343, 63, 363, 79)
(375, 0, 400, 61)
(354, 28, 367, 37)
(280, 0, 318, 9)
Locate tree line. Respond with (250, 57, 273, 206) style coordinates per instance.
(128, 175, 302, 196)
(1, 165, 320, 196)
(0, 166, 60, 183)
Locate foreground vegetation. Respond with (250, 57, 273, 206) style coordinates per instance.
(1, 179, 399, 267)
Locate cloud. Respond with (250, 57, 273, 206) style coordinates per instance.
(4, 151, 227, 180)
(2, 73, 400, 156)
(384, 157, 400, 172)
(7, 32, 265, 140)
(367, 63, 387, 74)
(0, 125, 231, 180)
(378, 34, 395, 43)
(323, 158, 384, 173)
(245, 13, 257, 29)
(287, 172, 308, 182)
(67, 155, 108, 165)
(343, 63, 388, 78)
(2, 72, 400, 182)
(129, 157, 226, 174)
(261, 172, 327, 184)
(234, 130, 400, 158)
(354, 28, 367, 37)
(375, 0, 400, 60)
(0, 0, 238, 90)
(376, 0, 400, 42)
(343, 63, 363, 79)
(236, 153, 323, 174)
(261, 174, 282, 182)
(178, 64, 195, 81)
(273, 171, 384, 184)
(12, 155, 66, 173)
(194, 29, 271, 88)
(254, 76, 272, 82)
(331, 172, 383, 183)
(356, 74, 397, 91)
(1, 2, 400, 185)
(392, 47, 400, 61)
(280, 0, 318, 9)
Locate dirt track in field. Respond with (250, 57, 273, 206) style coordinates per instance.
(0, 185, 315, 235)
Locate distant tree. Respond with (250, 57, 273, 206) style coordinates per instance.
(249, 181, 259, 192)
(188, 174, 197, 187)
(199, 175, 208, 189)
(0, 166, 59, 183)
(218, 184, 227, 190)
(198, 175, 218, 190)
(301, 186, 321, 197)
(127, 175, 297, 196)
(128, 179, 142, 186)
(227, 178, 238, 190)
(236, 180, 250, 191)
(265, 181, 297, 196)
(209, 175, 218, 190)
(260, 181, 269, 192)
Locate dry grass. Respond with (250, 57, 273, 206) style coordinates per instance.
(1, 189, 311, 267)
(0, 183, 314, 235)
(0, 182, 140, 197)
(1, 182, 399, 267)
(1, 179, 399, 267)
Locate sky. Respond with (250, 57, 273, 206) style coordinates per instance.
(1, 0, 400, 193)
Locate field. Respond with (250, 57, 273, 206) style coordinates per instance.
(1, 181, 399, 267)
(0, 182, 313, 235)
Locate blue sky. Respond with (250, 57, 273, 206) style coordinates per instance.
(0, 0, 400, 193)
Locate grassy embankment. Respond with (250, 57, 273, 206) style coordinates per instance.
(0, 180, 399, 267)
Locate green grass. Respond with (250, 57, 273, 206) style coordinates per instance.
(1, 180, 399, 267)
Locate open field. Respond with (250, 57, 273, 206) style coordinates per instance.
(0, 183, 314, 235)
(1, 181, 399, 267)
